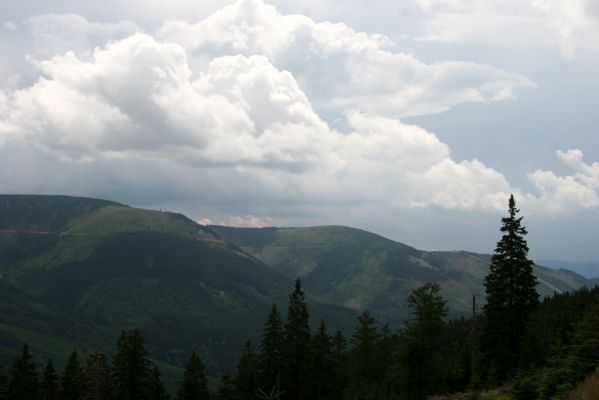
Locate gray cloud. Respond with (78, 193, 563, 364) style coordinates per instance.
(1, 0, 599, 260)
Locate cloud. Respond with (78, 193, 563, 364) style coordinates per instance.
(0, 30, 515, 216)
(556, 149, 599, 188)
(411, 0, 599, 57)
(0, 1, 597, 227)
(25, 14, 140, 57)
(157, 0, 534, 118)
(222, 215, 274, 227)
(4, 21, 18, 31)
(524, 149, 599, 213)
(412, 158, 511, 211)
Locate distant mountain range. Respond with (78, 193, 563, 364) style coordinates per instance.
(210, 225, 592, 322)
(536, 259, 599, 279)
(0, 195, 594, 384)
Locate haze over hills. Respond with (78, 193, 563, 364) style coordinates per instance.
(536, 259, 599, 279)
(210, 225, 591, 323)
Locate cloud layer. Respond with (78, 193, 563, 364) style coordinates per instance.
(158, 0, 534, 117)
(412, 0, 599, 57)
(0, 0, 598, 231)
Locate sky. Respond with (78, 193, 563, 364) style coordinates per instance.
(1, 0, 599, 261)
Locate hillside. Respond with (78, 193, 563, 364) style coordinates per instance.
(210, 225, 591, 322)
(537, 259, 599, 279)
(0, 195, 354, 380)
(0, 278, 105, 367)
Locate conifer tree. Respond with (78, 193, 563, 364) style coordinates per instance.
(395, 283, 448, 400)
(40, 359, 59, 400)
(148, 366, 169, 400)
(259, 304, 284, 395)
(348, 311, 380, 399)
(283, 279, 311, 400)
(305, 320, 334, 400)
(61, 351, 84, 400)
(331, 331, 348, 399)
(0, 366, 8, 400)
(482, 194, 538, 381)
(234, 340, 258, 400)
(112, 330, 153, 400)
(84, 352, 111, 400)
(176, 352, 209, 400)
(214, 375, 234, 400)
(332, 331, 347, 359)
(7, 344, 39, 400)
(375, 323, 395, 400)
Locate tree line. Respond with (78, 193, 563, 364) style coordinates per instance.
(1, 195, 598, 399)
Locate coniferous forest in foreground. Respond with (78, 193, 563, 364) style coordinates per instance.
(1, 196, 599, 400)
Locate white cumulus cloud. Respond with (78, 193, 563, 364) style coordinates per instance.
(0, 0, 597, 226)
(157, 0, 534, 118)
(525, 149, 599, 213)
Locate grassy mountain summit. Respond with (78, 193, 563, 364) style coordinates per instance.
(210, 225, 590, 322)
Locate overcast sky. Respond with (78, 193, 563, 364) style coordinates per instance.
(1, 0, 599, 261)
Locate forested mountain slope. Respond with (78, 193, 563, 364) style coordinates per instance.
(211, 225, 590, 322)
(0, 195, 353, 377)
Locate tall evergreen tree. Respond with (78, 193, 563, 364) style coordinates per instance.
(259, 304, 284, 395)
(214, 375, 234, 400)
(112, 330, 153, 400)
(375, 323, 396, 400)
(395, 283, 448, 400)
(234, 340, 258, 400)
(482, 194, 539, 382)
(0, 366, 8, 400)
(61, 351, 84, 400)
(148, 366, 169, 400)
(330, 331, 348, 400)
(40, 359, 59, 400)
(176, 352, 209, 400)
(7, 344, 39, 400)
(84, 352, 111, 400)
(305, 320, 334, 400)
(348, 310, 380, 398)
(282, 279, 310, 400)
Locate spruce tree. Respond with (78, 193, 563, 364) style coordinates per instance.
(305, 320, 334, 400)
(331, 331, 348, 399)
(282, 279, 311, 400)
(112, 330, 153, 400)
(176, 352, 209, 400)
(234, 340, 258, 400)
(214, 375, 234, 400)
(84, 352, 111, 400)
(148, 366, 169, 400)
(61, 351, 84, 400)
(259, 304, 284, 395)
(482, 194, 538, 382)
(375, 323, 395, 400)
(0, 366, 8, 400)
(40, 359, 59, 400)
(7, 344, 39, 400)
(349, 310, 380, 397)
(395, 283, 449, 400)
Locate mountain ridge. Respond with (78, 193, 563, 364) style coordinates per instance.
(210, 224, 592, 322)
(0, 195, 355, 380)
(0, 194, 593, 381)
